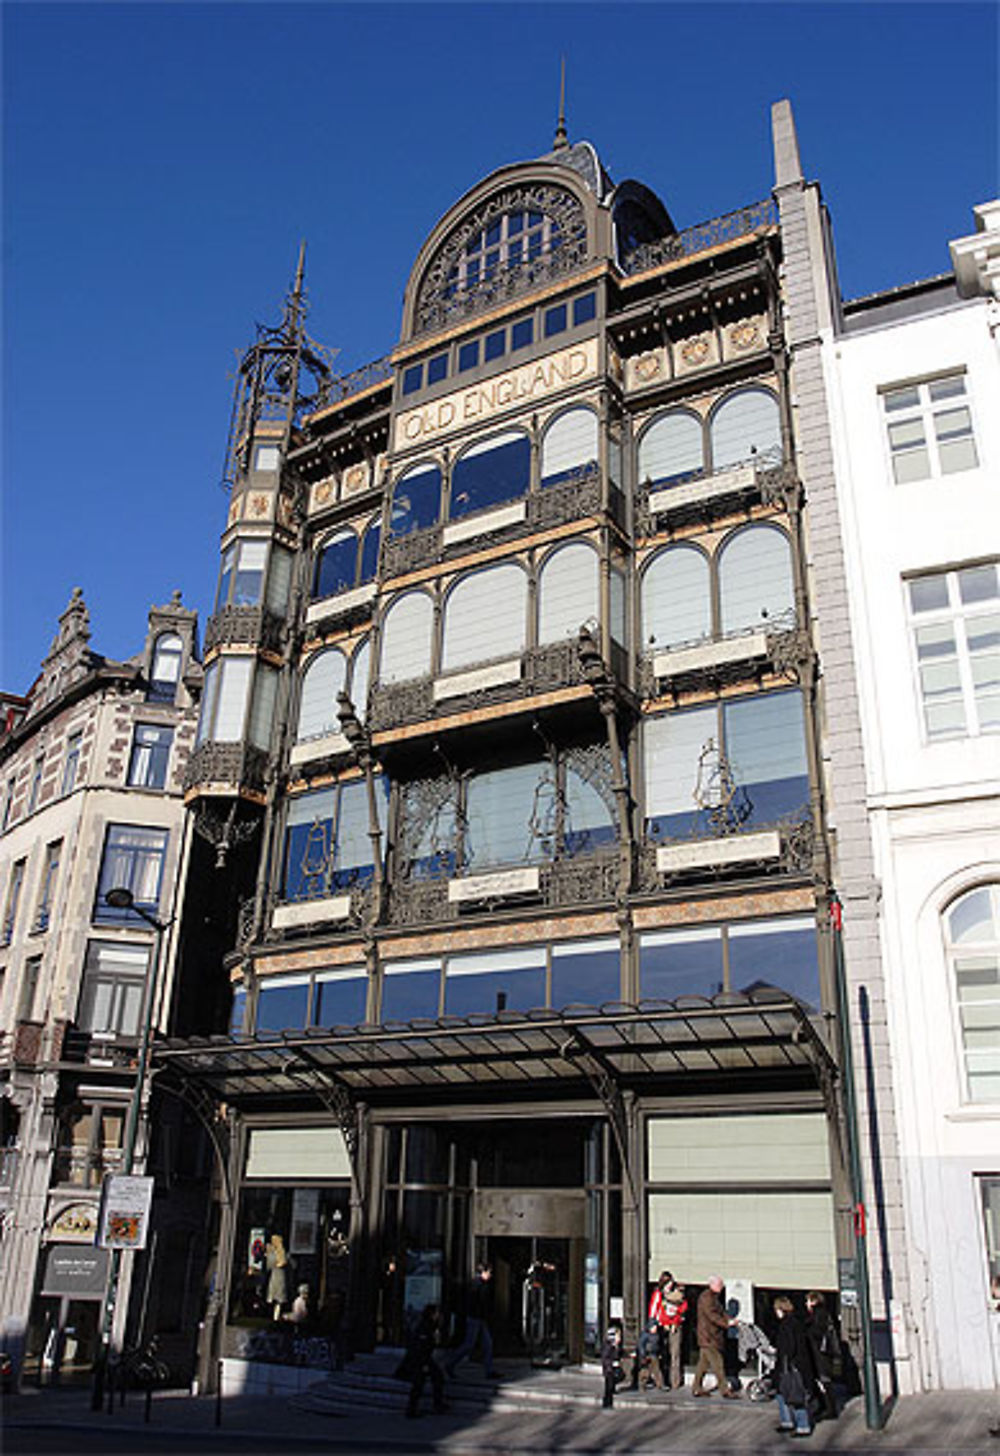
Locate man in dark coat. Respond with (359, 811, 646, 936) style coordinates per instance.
(400, 1304, 446, 1418)
(444, 1263, 495, 1380)
(691, 1275, 740, 1398)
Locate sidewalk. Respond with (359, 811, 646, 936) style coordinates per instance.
(4, 1376, 1000, 1454)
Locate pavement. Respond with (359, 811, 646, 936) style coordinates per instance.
(3, 1366, 1000, 1455)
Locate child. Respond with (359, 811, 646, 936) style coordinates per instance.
(601, 1324, 627, 1408)
(634, 1318, 665, 1390)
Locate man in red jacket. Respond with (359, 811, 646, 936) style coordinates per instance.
(691, 1275, 740, 1398)
(648, 1271, 688, 1389)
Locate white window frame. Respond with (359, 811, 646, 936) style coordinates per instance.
(945, 884, 1000, 1106)
(881, 370, 979, 484)
(906, 562, 999, 741)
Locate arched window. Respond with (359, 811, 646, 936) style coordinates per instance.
(945, 885, 1000, 1103)
(541, 408, 599, 487)
(637, 411, 704, 486)
(148, 633, 183, 703)
(313, 529, 359, 599)
(641, 546, 711, 650)
(710, 387, 782, 471)
(379, 592, 434, 684)
(447, 209, 563, 295)
(359, 517, 381, 585)
(297, 649, 347, 743)
(538, 542, 600, 645)
(389, 464, 442, 539)
(350, 638, 371, 718)
(718, 524, 795, 635)
(450, 430, 530, 519)
(441, 563, 527, 672)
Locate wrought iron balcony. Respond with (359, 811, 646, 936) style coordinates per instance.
(204, 604, 286, 655)
(636, 454, 799, 536)
(267, 882, 375, 942)
(620, 199, 778, 277)
(183, 741, 270, 796)
(638, 813, 815, 889)
(61, 1028, 140, 1069)
(381, 465, 604, 582)
(639, 619, 814, 697)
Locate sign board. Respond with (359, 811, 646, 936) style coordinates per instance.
(42, 1245, 110, 1298)
(97, 1174, 155, 1250)
(724, 1277, 754, 1324)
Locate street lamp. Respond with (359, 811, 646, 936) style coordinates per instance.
(91, 887, 170, 1409)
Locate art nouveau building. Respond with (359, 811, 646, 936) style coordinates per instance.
(159, 100, 913, 1398)
(0, 591, 201, 1383)
(822, 201, 1000, 1389)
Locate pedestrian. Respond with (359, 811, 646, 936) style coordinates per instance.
(601, 1324, 627, 1408)
(444, 1263, 495, 1380)
(286, 1283, 310, 1326)
(805, 1290, 842, 1420)
(399, 1304, 446, 1419)
(649, 1270, 687, 1389)
(691, 1275, 740, 1398)
(773, 1295, 817, 1437)
(633, 1318, 665, 1390)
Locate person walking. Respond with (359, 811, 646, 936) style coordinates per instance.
(805, 1290, 842, 1420)
(773, 1295, 817, 1437)
(601, 1324, 627, 1408)
(632, 1318, 665, 1390)
(400, 1304, 446, 1419)
(444, 1263, 495, 1380)
(691, 1276, 740, 1398)
(649, 1270, 687, 1389)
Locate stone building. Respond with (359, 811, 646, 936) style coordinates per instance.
(155, 98, 917, 1402)
(821, 200, 1000, 1389)
(0, 589, 201, 1382)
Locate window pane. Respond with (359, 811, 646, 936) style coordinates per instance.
(538, 543, 599, 645)
(711, 388, 781, 470)
(892, 445, 931, 484)
(402, 364, 423, 395)
(248, 665, 278, 751)
(380, 592, 434, 684)
(444, 949, 546, 1015)
(314, 530, 358, 598)
(544, 304, 567, 337)
(390, 465, 441, 538)
(718, 525, 795, 635)
(915, 622, 965, 737)
(334, 780, 376, 883)
(256, 978, 311, 1034)
(928, 374, 966, 402)
(313, 974, 368, 1027)
(297, 651, 347, 742)
(450, 431, 530, 518)
(381, 962, 442, 1022)
(551, 939, 620, 1008)
(639, 929, 724, 1000)
(958, 565, 999, 606)
(948, 887, 995, 945)
(484, 330, 505, 361)
(360, 520, 381, 585)
(233, 540, 267, 606)
(909, 574, 949, 613)
(541, 408, 599, 486)
(643, 706, 717, 839)
(639, 412, 703, 485)
(427, 354, 448, 385)
(573, 292, 597, 326)
(641, 547, 710, 651)
(283, 790, 335, 900)
(214, 658, 252, 741)
(728, 918, 820, 1009)
(888, 418, 926, 449)
(564, 768, 615, 854)
(465, 761, 548, 869)
(939, 435, 979, 474)
(723, 691, 809, 826)
(350, 639, 371, 718)
(458, 340, 479, 372)
(511, 318, 533, 350)
(266, 545, 293, 616)
(883, 385, 920, 412)
(441, 563, 527, 672)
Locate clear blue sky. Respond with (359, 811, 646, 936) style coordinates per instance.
(3, 1, 996, 693)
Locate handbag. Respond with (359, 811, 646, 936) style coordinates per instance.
(779, 1365, 809, 1407)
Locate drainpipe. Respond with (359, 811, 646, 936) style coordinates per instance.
(830, 892, 883, 1430)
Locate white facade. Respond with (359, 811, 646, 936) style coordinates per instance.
(824, 204, 1000, 1390)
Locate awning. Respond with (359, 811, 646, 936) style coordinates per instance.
(153, 989, 835, 1109)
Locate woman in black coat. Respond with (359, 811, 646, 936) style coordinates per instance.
(773, 1296, 817, 1437)
(805, 1290, 842, 1419)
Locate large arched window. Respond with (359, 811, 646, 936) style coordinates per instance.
(710, 387, 782, 471)
(538, 542, 600, 645)
(448, 210, 564, 295)
(450, 430, 530, 519)
(390, 463, 442, 538)
(637, 411, 704, 486)
(541, 407, 599, 487)
(718, 524, 795, 635)
(314, 529, 359, 599)
(148, 633, 184, 703)
(441, 563, 527, 673)
(945, 885, 1000, 1103)
(379, 592, 435, 684)
(641, 545, 711, 650)
(297, 649, 347, 743)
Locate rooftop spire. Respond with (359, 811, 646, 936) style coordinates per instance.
(553, 57, 568, 151)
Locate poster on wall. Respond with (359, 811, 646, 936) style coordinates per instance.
(724, 1277, 754, 1323)
(403, 1249, 442, 1331)
(96, 1175, 155, 1251)
(248, 1227, 266, 1271)
(290, 1189, 320, 1255)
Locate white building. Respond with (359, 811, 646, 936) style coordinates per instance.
(824, 202, 1000, 1390)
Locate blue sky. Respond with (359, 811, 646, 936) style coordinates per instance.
(3, 1, 996, 693)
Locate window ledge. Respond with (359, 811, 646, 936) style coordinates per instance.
(442, 500, 527, 548)
(648, 462, 756, 514)
(944, 1106, 1000, 1123)
(652, 630, 769, 680)
(289, 732, 351, 767)
(434, 657, 522, 702)
(656, 830, 782, 874)
(449, 866, 541, 903)
(272, 895, 351, 930)
(305, 581, 377, 626)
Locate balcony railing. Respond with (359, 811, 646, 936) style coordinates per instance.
(638, 813, 815, 889)
(639, 619, 813, 697)
(620, 199, 778, 277)
(61, 1028, 140, 1069)
(636, 454, 799, 535)
(204, 604, 286, 655)
(267, 882, 374, 942)
(183, 741, 270, 796)
(389, 843, 621, 927)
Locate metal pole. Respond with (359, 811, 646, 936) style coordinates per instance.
(830, 893, 883, 1430)
(92, 902, 168, 1410)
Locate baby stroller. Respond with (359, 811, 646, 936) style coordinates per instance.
(736, 1321, 777, 1401)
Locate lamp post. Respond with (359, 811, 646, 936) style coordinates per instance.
(91, 887, 170, 1409)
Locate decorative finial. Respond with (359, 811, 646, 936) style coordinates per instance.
(553, 57, 568, 151)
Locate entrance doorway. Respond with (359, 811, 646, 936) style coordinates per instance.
(484, 1234, 583, 1365)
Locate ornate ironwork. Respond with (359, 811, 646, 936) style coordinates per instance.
(621, 199, 778, 277)
(766, 625, 815, 684)
(415, 184, 588, 336)
(524, 639, 587, 692)
(758, 460, 803, 511)
(381, 526, 444, 581)
(541, 845, 620, 906)
(236, 897, 257, 952)
(183, 742, 270, 796)
(395, 772, 462, 876)
(312, 354, 393, 411)
(368, 675, 436, 733)
(527, 465, 601, 530)
(192, 798, 261, 869)
(639, 807, 815, 889)
(693, 739, 753, 835)
(204, 605, 286, 655)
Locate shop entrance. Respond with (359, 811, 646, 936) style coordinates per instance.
(483, 1234, 584, 1365)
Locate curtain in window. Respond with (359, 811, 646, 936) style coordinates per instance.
(390, 464, 442, 538)
(97, 826, 167, 915)
(464, 761, 549, 869)
(214, 658, 252, 741)
(297, 650, 347, 742)
(314, 529, 358, 598)
(723, 690, 808, 826)
(450, 430, 530, 518)
(638, 411, 704, 485)
(541, 408, 599, 486)
(233, 540, 267, 606)
(718, 524, 795, 635)
(441, 563, 527, 672)
(643, 707, 718, 839)
(710, 387, 781, 471)
(538, 543, 599, 644)
(379, 592, 434, 684)
(641, 545, 711, 650)
(78, 942, 149, 1036)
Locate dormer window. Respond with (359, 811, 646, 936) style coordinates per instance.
(447, 210, 560, 298)
(148, 632, 183, 703)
